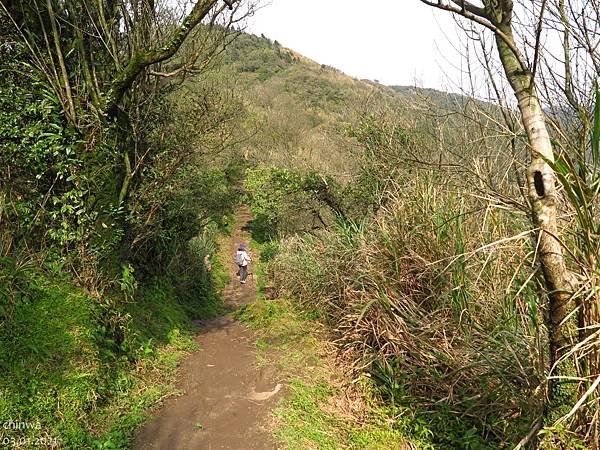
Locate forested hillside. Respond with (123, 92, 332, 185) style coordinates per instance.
(2, 1, 599, 449)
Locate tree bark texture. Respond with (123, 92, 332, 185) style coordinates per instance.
(494, 25, 575, 370)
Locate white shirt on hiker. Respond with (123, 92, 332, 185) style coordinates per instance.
(236, 250, 251, 267)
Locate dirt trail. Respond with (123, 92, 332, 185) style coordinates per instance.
(134, 208, 281, 450)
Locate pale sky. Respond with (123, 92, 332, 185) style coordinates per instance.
(246, 0, 467, 92)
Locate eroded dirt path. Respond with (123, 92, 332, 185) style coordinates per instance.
(133, 208, 281, 450)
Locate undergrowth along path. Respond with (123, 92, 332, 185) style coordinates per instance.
(133, 208, 281, 450)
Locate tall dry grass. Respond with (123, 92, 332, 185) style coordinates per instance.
(269, 171, 548, 445)
(244, 71, 600, 445)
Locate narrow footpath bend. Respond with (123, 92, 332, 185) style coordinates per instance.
(134, 208, 281, 450)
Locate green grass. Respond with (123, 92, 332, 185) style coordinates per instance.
(236, 294, 433, 449)
(0, 243, 227, 448)
(273, 377, 432, 450)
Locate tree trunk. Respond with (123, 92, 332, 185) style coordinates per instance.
(104, 0, 218, 116)
(494, 27, 575, 374)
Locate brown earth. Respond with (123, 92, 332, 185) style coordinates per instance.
(133, 208, 282, 450)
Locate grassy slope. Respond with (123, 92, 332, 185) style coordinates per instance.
(219, 33, 500, 182)
(0, 244, 229, 448)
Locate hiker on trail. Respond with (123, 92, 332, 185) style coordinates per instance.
(235, 243, 251, 284)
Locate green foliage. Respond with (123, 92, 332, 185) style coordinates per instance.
(342, 115, 413, 215)
(283, 71, 345, 108)
(0, 81, 99, 250)
(224, 33, 290, 79)
(2, 14, 245, 272)
(258, 240, 280, 264)
(346, 114, 410, 155)
(0, 12, 255, 450)
(244, 166, 352, 242)
(120, 264, 138, 301)
(243, 167, 306, 241)
(0, 250, 225, 447)
(126, 167, 239, 272)
(0, 65, 234, 444)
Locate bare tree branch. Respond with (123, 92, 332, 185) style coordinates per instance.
(104, 0, 236, 115)
(418, 0, 529, 73)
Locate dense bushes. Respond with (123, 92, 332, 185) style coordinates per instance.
(244, 166, 343, 241)
(0, 4, 244, 446)
(0, 78, 98, 253)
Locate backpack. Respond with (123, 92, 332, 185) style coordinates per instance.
(235, 251, 245, 266)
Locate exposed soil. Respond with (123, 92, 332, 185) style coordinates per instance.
(133, 208, 281, 450)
